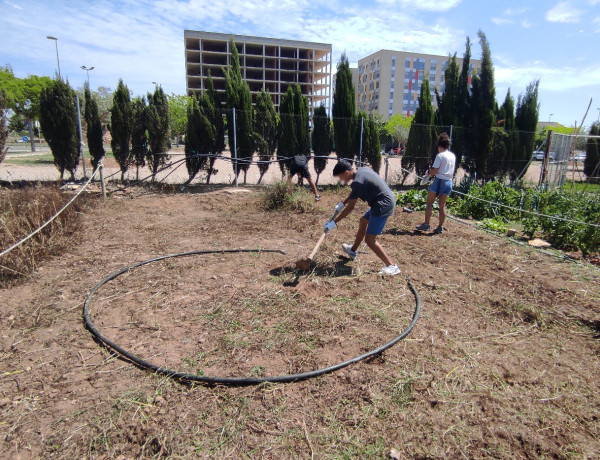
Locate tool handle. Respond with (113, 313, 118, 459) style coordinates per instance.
(308, 232, 327, 261)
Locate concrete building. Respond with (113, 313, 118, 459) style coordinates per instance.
(356, 50, 481, 120)
(184, 30, 332, 114)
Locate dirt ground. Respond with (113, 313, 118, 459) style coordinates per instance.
(1, 186, 599, 459)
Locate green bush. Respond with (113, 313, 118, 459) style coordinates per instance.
(262, 182, 315, 213)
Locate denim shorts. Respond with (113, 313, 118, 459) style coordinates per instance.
(429, 177, 453, 196)
(362, 209, 389, 235)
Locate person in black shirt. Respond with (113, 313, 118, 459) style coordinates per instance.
(287, 155, 320, 201)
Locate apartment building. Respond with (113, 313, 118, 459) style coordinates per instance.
(356, 49, 481, 120)
(184, 30, 332, 113)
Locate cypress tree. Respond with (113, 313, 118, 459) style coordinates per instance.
(435, 53, 459, 127)
(515, 80, 540, 175)
(205, 71, 224, 183)
(294, 84, 310, 155)
(39, 79, 80, 180)
(584, 123, 600, 180)
(0, 89, 8, 165)
(498, 89, 518, 179)
(312, 105, 331, 184)
(146, 85, 170, 181)
(185, 95, 215, 184)
(362, 115, 382, 173)
(131, 96, 148, 180)
(453, 37, 472, 168)
(405, 79, 434, 177)
(84, 83, 105, 171)
(332, 52, 357, 160)
(110, 79, 132, 181)
(224, 38, 254, 183)
(278, 86, 296, 177)
(464, 31, 496, 180)
(254, 90, 278, 184)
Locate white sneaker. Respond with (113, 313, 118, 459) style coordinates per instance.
(379, 264, 401, 276)
(342, 243, 357, 260)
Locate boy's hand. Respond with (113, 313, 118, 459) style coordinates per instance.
(334, 202, 344, 213)
(324, 220, 337, 233)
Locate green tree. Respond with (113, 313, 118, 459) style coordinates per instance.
(361, 114, 382, 173)
(464, 31, 496, 180)
(254, 90, 278, 184)
(146, 85, 171, 181)
(131, 96, 148, 180)
(312, 105, 332, 184)
(498, 89, 518, 179)
(434, 53, 459, 127)
(405, 79, 434, 177)
(294, 84, 310, 155)
(515, 80, 540, 175)
(39, 79, 80, 180)
(584, 123, 600, 179)
(110, 79, 133, 181)
(278, 86, 296, 177)
(184, 95, 215, 184)
(0, 89, 8, 165)
(84, 82, 105, 171)
(332, 52, 357, 160)
(168, 93, 189, 145)
(453, 37, 472, 168)
(224, 38, 254, 183)
(204, 71, 225, 183)
(383, 113, 413, 151)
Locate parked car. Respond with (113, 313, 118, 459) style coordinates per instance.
(391, 147, 403, 155)
(533, 150, 555, 161)
(574, 152, 586, 161)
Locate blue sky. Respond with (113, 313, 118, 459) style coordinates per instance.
(1, 0, 599, 126)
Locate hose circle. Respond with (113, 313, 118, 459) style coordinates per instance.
(83, 249, 421, 385)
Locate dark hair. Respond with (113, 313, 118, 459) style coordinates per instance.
(332, 160, 352, 176)
(437, 133, 450, 149)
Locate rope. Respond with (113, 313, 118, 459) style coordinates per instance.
(0, 167, 100, 259)
(83, 249, 421, 385)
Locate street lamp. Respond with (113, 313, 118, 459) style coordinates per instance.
(549, 113, 554, 122)
(46, 36, 61, 79)
(597, 108, 600, 123)
(81, 65, 95, 86)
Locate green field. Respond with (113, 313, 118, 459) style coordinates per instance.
(5, 150, 115, 166)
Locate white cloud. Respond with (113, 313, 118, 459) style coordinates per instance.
(375, 0, 461, 11)
(492, 17, 515, 25)
(504, 7, 531, 16)
(521, 20, 532, 28)
(546, 2, 583, 23)
(495, 58, 600, 92)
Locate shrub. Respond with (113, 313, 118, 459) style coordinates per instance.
(261, 182, 315, 213)
(0, 186, 93, 286)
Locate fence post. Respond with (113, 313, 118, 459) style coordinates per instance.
(232, 107, 238, 187)
(449, 125, 454, 149)
(384, 156, 389, 183)
(99, 162, 106, 199)
(539, 129, 553, 187)
(75, 94, 87, 180)
(358, 116, 364, 165)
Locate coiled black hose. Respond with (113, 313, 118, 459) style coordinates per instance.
(83, 249, 421, 385)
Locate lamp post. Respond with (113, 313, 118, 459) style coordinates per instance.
(597, 108, 600, 123)
(81, 65, 95, 86)
(549, 113, 554, 123)
(46, 36, 61, 79)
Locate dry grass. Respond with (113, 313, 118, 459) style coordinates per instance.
(0, 185, 94, 286)
(261, 181, 316, 213)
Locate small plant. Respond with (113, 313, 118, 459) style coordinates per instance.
(479, 217, 508, 233)
(261, 181, 315, 213)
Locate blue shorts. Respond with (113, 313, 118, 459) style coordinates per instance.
(362, 209, 389, 235)
(429, 177, 452, 196)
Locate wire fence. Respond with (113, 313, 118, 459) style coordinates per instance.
(2, 108, 597, 192)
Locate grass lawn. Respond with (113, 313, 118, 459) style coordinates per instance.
(562, 180, 600, 194)
(6, 150, 115, 166)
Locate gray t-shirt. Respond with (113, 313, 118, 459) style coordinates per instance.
(349, 167, 396, 217)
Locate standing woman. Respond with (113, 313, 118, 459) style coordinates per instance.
(415, 133, 456, 234)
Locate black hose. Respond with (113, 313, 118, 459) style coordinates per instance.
(83, 249, 422, 385)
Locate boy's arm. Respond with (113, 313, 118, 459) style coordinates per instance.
(334, 195, 358, 224)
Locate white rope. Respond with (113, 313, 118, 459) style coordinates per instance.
(0, 167, 100, 259)
(401, 167, 600, 229)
